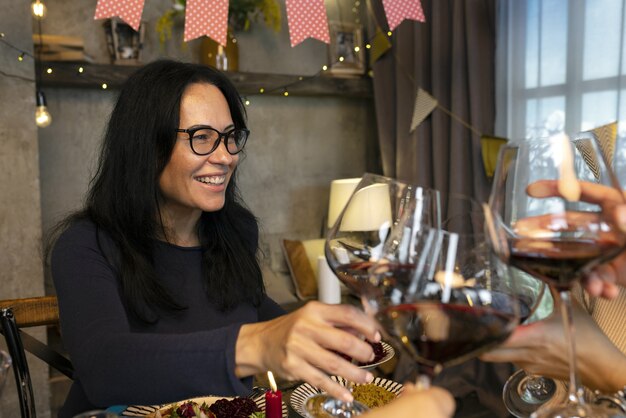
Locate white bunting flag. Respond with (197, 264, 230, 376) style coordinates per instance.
(410, 88, 438, 132)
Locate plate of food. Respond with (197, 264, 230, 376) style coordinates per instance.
(334, 341, 395, 370)
(121, 392, 288, 418)
(289, 376, 403, 417)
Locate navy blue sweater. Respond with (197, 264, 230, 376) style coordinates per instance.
(51, 220, 285, 417)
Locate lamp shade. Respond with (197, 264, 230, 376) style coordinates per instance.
(339, 183, 393, 232)
(327, 178, 361, 228)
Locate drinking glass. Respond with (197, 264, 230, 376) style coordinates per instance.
(303, 173, 440, 418)
(368, 194, 521, 388)
(488, 134, 626, 418)
(500, 274, 564, 418)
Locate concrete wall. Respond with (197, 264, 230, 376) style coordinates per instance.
(0, 1, 50, 417)
(2, 0, 378, 415)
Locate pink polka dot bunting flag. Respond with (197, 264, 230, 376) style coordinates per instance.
(94, 0, 145, 31)
(184, 0, 228, 45)
(382, 0, 425, 31)
(285, 0, 330, 48)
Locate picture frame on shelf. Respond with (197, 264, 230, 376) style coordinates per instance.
(327, 22, 365, 76)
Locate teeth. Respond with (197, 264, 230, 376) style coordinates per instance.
(196, 175, 226, 185)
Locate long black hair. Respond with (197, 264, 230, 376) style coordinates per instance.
(52, 60, 264, 323)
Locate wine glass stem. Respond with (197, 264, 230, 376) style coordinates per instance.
(557, 289, 585, 405)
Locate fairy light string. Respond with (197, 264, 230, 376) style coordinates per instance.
(0, 1, 483, 135)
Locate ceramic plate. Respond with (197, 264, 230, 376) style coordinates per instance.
(289, 376, 404, 417)
(121, 391, 288, 417)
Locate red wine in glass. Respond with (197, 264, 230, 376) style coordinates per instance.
(376, 298, 518, 377)
(509, 237, 623, 291)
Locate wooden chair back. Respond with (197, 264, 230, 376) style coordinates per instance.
(0, 296, 73, 418)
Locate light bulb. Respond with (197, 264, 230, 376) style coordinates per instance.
(31, 0, 47, 19)
(35, 91, 52, 127)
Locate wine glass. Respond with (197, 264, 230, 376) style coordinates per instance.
(368, 194, 522, 389)
(303, 173, 440, 418)
(324, 173, 441, 310)
(488, 134, 626, 418)
(500, 275, 567, 418)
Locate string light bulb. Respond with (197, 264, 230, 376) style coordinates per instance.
(31, 0, 47, 19)
(35, 90, 52, 127)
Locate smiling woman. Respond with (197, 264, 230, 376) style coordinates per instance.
(46, 60, 382, 418)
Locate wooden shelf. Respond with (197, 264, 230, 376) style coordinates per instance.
(36, 62, 373, 98)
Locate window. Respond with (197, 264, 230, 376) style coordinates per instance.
(497, 0, 626, 178)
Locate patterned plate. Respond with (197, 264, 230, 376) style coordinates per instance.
(360, 341, 395, 370)
(289, 376, 404, 417)
(121, 391, 288, 417)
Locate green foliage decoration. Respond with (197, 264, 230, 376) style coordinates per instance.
(156, 0, 281, 44)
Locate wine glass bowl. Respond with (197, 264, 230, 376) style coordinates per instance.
(303, 174, 440, 418)
(488, 135, 626, 418)
(325, 173, 440, 307)
(367, 194, 522, 386)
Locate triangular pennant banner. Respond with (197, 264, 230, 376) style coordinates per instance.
(382, 0, 425, 31)
(183, 0, 228, 44)
(587, 121, 618, 168)
(410, 88, 438, 132)
(573, 137, 601, 181)
(285, 0, 330, 47)
(480, 136, 507, 178)
(370, 28, 392, 64)
(94, 0, 145, 31)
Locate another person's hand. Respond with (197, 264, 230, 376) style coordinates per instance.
(480, 299, 626, 392)
(360, 384, 455, 418)
(526, 179, 626, 298)
(236, 301, 380, 403)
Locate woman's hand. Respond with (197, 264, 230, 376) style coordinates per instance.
(360, 384, 455, 418)
(236, 301, 381, 403)
(527, 179, 626, 298)
(480, 299, 626, 392)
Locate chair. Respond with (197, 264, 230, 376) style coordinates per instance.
(0, 296, 73, 418)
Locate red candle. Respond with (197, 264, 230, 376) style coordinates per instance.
(265, 371, 282, 418)
(265, 388, 282, 418)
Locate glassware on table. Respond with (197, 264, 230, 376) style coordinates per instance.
(500, 276, 567, 418)
(488, 134, 626, 418)
(368, 194, 521, 389)
(324, 173, 441, 312)
(303, 173, 440, 418)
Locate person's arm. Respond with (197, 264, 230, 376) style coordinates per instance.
(54, 221, 381, 407)
(257, 295, 286, 320)
(481, 299, 626, 392)
(236, 301, 381, 403)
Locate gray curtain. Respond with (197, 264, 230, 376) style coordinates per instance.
(372, 0, 495, 203)
(371, 2, 513, 416)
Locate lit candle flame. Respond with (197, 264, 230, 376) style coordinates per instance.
(267, 371, 278, 392)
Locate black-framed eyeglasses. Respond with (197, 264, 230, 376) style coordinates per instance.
(175, 126, 249, 156)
